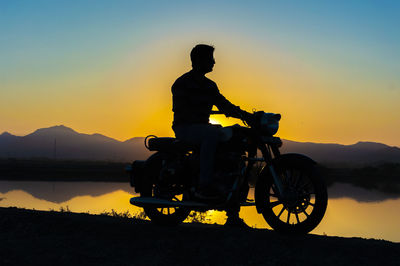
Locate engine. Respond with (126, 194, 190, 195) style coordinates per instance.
(214, 151, 246, 188)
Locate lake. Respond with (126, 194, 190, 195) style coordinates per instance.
(1, 180, 399, 242)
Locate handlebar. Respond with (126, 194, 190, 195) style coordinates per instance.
(210, 110, 254, 123)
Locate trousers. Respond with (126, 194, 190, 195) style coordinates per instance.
(173, 123, 223, 189)
(173, 123, 240, 218)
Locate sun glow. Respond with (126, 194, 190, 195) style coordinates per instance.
(1, 2, 399, 146)
(209, 118, 221, 125)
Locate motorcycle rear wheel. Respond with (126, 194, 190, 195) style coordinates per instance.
(141, 152, 190, 226)
(255, 154, 328, 234)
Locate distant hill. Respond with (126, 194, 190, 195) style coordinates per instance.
(280, 140, 400, 166)
(0, 125, 151, 162)
(1, 125, 399, 165)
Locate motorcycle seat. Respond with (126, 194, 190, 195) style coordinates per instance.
(147, 137, 197, 152)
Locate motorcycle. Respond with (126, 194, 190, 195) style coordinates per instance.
(127, 111, 327, 234)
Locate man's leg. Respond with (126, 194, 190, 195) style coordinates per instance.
(174, 124, 221, 193)
(197, 126, 219, 190)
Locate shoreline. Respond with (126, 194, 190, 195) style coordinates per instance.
(1, 159, 400, 194)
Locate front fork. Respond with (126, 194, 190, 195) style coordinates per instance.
(259, 144, 286, 198)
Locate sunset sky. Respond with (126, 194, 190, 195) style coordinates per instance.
(1, 0, 399, 146)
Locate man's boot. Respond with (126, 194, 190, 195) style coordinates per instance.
(224, 215, 250, 228)
(225, 206, 250, 228)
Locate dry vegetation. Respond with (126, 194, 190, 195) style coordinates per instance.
(1, 207, 399, 266)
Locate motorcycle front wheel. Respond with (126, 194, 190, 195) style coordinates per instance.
(255, 154, 328, 234)
(141, 152, 190, 226)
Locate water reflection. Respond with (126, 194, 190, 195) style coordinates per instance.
(328, 183, 400, 202)
(0, 181, 399, 242)
(0, 181, 136, 215)
(0, 181, 132, 203)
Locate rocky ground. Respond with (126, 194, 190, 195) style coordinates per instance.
(1, 207, 399, 266)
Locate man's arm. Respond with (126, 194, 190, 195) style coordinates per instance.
(215, 91, 251, 120)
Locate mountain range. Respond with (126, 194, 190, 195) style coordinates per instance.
(1, 125, 399, 166)
(0, 125, 151, 162)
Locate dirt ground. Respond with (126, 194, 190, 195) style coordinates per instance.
(1, 207, 399, 266)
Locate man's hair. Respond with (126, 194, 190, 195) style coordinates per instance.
(190, 44, 214, 66)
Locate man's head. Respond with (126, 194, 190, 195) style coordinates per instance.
(190, 44, 215, 74)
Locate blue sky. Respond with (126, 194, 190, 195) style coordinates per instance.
(1, 0, 399, 145)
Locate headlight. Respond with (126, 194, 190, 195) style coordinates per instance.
(260, 113, 280, 135)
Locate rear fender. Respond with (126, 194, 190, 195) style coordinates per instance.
(127, 152, 166, 193)
(255, 153, 316, 213)
(127, 160, 146, 193)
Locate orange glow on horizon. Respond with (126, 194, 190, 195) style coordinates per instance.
(1, 38, 399, 146)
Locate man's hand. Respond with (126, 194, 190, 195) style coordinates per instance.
(240, 111, 257, 127)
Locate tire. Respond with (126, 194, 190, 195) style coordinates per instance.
(141, 152, 190, 226)
(255, 154, 328, 234)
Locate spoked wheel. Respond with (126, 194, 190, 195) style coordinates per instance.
(140, 152, 190, 225)
(141, 187, 190, 225)
(255, 154, 327, 234)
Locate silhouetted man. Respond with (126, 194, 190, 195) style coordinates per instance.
(171, 44, 251, 227)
